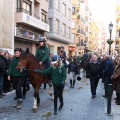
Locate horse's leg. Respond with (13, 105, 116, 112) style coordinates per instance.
(37, 92, 40, 106)
(32, 91, 38, 113)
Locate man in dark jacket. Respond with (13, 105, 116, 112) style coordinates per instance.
(0, 49, 7, 98)
(102, 55, 115, 98)
(8, 48, 27, 109)
(87, 54, 102, 98)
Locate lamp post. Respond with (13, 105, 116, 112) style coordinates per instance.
(84, 40, 87, 53)
(106, 22, 114, 55)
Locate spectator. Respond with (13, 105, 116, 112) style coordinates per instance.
(3, 52, 11, 93)
(111, 57, 120, 105)
(8, 48, 27, 109)
(0, 49, 7, 98)
(87, 54, 102, 98)
(68, 57, 79, 88)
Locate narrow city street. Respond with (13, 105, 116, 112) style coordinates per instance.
(0, 72, 118, 120)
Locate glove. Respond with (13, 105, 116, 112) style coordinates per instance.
(61, 81, 65, 86)
(33, 69, 38, 72)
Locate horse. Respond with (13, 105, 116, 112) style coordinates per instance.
(17, 48, 50, 113)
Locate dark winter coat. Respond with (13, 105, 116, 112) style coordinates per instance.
(87, 61, 102, 78)
(35, 46, 50, 63)
(68, 62, 79, 75)
(104, 59, 115, 79)
(0, 55, 7, 77)
(8, 57, 27, 77)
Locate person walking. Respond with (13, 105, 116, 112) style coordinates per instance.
(35, 37, 51, 92)
(111, 57, 120, 105)
(0, 49, 7, 98)
(87, 54, 102, 98)
(68, 57, 79, 88)
(102, 55, 115, 98)
(8, 48, 27, 109)
(34, 55, 66, 115)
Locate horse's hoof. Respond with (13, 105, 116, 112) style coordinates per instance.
(32, 108, 38, 113)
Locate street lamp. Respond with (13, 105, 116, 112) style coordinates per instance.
(106, 22, 114, 55)
(84, 40, 88, 53)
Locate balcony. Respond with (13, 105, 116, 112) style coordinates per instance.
(77, 15, 80, 19)
(76, 29, 80, 35)
(81, 17, 86, 25)
(16, 8, 32, 15)
(15, 27, 41, 42)
(81, 30, 86, 36)
(115, 45, 120, 50)
(15, 12, 49, 32)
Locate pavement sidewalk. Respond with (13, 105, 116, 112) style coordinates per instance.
(0, 76, 119, 120)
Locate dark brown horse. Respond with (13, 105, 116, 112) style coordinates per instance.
(17, 48, 48, 113)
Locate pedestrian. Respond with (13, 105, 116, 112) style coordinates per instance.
(111, 57, 120, 105)
(59, 46, 66, 60)
(8, 48, 27, 109)
(33, 55, 66, 115)
(35, 37, 51, 92)
(102, 55, 115, 97)
(0, 49, 7, 98)
(68, 57, 79, 88)
(87, 54, 102, 98)
(3, 51, 11, 93)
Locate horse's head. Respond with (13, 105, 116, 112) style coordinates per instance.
(17, 48, 30, 72)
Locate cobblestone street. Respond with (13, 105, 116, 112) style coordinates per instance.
(0, 75, 115, 120)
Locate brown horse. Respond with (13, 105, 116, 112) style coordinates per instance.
(17, 48, 49, 113)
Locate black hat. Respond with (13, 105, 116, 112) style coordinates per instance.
(77, 76, 81, 81)
(38, 37, 46, 42)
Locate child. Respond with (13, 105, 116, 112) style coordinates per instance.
(34, 55, 66, 115)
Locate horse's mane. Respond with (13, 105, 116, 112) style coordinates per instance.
(21, 50, 39, 64)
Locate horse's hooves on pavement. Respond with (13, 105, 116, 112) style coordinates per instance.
(32, 108, 38, 113)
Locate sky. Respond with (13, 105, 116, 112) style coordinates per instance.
(89, 0, 116, 35)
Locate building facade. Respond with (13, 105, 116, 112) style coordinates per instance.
(71, 0, 86, 56)
(115, 0, 120, 55)
(0, 0, 14, 54)
(14, 0, 49, 55)
(47, 0, 72, 56)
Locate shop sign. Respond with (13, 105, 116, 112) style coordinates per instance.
(22, 13, 49, 32)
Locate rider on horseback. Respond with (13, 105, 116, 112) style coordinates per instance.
(35, 37, 51, 92)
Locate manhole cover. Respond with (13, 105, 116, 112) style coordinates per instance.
(0, 106, 19, 114)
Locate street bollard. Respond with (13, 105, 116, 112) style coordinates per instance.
(104, 78, 108, 97)
(106, 84, 113, 116)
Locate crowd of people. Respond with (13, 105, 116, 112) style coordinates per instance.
(0, 37, 120, 115)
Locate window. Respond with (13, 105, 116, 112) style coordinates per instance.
(62, 24, 66, 36)
(72, 7, 75, 14)
(72, 21, 75, 28)
(23, 1, 31, 15)
(41, 9, 47, 23)
(17, 0, 21, 11)
(55, 0, 59, 10)
(62, 3, 66, 16)
(68, 27, 70, 38)
(49, 0, 53, 8)
(55, 19, 59, 33)
(68, 9, 71, 20)
(49, 18, 53, 32)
